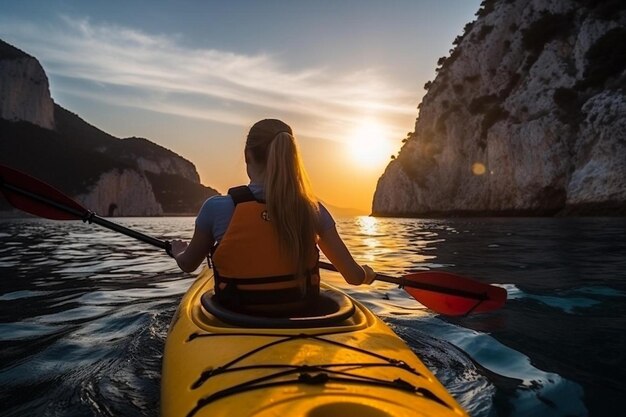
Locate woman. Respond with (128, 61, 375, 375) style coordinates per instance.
(170, 119, 375, 313)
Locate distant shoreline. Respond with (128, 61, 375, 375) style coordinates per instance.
(3, 209, 624, 219)
(372, 201, 626, 218)
(0, 210, 197, 219)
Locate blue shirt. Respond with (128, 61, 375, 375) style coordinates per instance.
(195, 183, 335, 243)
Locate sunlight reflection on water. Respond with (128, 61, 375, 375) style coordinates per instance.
(335, 216, 451, 273)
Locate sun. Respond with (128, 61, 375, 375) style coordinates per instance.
(346, 121, 395, 168)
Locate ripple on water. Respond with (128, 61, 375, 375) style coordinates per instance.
(35, 305, 113, 325)
(0, 322, 60, 340)
(387, 320, 496, 417)
(392, 316, 588, 417)
(0, 290, 52, 301)
(506, 284, 608, 314)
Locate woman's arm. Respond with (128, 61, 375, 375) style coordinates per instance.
(318, 225, 375, 285)
(170, 224, 213, 273)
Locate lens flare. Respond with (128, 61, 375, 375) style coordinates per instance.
(472, 162, 486, 175)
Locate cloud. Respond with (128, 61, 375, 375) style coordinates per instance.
(0, 15, 416, 142)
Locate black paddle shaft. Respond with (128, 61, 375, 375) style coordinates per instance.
(88, 215, 171, 251)
(318, 261, 488, 300)
(1, 180, 171, 253)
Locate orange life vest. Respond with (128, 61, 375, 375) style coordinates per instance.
(210, 186, 320, 311)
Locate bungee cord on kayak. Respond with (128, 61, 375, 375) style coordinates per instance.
(186, 367, 450, 417)
(191, 362, 424, 389)
(187, 331, 424, 383)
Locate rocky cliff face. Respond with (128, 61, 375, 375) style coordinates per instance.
(0, 41, 54, 130)
(0, 39, 218, 216)
(77, 169, 163, 216)
(120, 137, 200, 183)
(137, 155, 199, 183)
(373, 0, 626, 216)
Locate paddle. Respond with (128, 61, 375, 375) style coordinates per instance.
(318, 261, 506, 316)
(0, 164, 172, 254)
(0, 164, 506, 316)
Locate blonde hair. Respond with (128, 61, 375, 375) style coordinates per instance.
(245, 119, 319, 279)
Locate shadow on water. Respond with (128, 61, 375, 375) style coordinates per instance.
(0, 216, 625, 416)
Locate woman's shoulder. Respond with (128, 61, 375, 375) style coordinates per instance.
(316, 201, 335, 231)
(195, 194, 235, 234)
(200, 194, 234, 212)
(197, 194, 235, 220)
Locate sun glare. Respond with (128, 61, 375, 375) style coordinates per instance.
(346, 121, 395, 168)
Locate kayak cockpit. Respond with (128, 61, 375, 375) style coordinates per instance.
(200, 287, 355, 328)
(186, 270, 373, 335)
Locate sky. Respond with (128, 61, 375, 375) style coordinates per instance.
(0, 0, 481, 213)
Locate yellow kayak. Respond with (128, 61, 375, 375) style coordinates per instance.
(161, 268, 468, 417)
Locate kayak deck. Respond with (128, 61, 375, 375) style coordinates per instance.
(161, 268, 468, 417)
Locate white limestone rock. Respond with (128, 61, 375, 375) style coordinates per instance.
(0, 57, 54, 129)
(77, 169, 163, 216)
(373, 0, 626, 216)
(568, 91, 626, 206)
(136, 155, 200, 183)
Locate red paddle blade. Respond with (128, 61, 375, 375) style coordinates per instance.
(0, 165, 87, 220)
(403, 271, 507, 316)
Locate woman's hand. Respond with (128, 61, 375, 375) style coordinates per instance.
(169, 239, 188, 258)
(361, 265, 376, 285)
(171, 225, 214, 273)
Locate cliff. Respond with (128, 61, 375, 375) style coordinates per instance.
(77, 169, 163, 216)
(373, 0, 626, 216)
(0, 39, 218, 216)
(0, 40, 54, 130)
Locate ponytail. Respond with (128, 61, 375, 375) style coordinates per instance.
(265, 132, 319, 279)
(245, 119, 319, 282)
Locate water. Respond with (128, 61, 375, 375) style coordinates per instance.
(0, 216, 624, 416)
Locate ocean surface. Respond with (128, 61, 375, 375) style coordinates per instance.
(0, 216, 624, 417)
